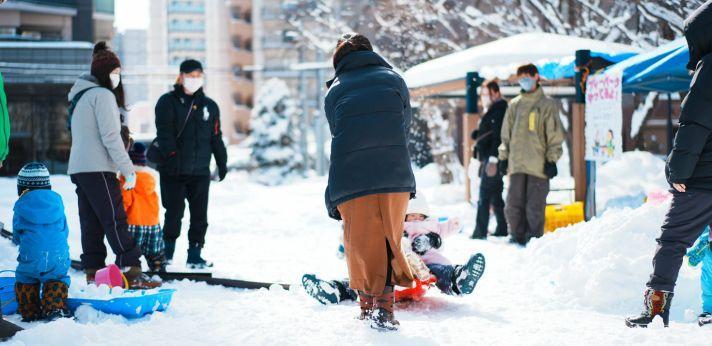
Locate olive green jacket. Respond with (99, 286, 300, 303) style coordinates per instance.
(0, 72, 9, 163)
(498, 87, 564, 179)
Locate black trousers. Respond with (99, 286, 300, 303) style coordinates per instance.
(474, 171, 507, 236)
(505, 173, 549, 244)
(71, 172, 141, 270)
(160, 174, 211, 247)
(648, 189, 712, 292)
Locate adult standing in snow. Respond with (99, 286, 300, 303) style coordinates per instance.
(324, 33, 416, 331)
(471, 80, 508, 239)
(627, 1, 712, 328)
(154, 59, 228, 269)
(68, 42, 160, 289)
(498, 64, 564, 246)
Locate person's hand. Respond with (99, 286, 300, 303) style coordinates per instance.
(425, 232, 442, 249)
(544, 162, 558, 179)
(123, 172, 136, 190)
(673, 183, 686, 193)
(498, 159, 508, 176)
(218, 165, 228, 182)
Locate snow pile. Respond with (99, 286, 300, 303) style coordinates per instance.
(249, 78, 304, 185)
(69, 285, 163, 300)
(596, 151, 668, 212)
(519, 201, 701, 320)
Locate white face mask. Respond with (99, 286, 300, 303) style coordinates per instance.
(183, 77, 204, 93)
(109, 73, 121, 89)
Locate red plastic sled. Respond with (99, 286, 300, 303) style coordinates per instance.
(395, 277, 436, 302)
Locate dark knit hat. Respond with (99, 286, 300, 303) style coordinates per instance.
(17, 162, 51, 196)
(180, 59, 203, 73)
(129, 142, 147, 166)
(91, 41, 121, 79)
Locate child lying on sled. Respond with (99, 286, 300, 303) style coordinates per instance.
(303, 195, 486, 304)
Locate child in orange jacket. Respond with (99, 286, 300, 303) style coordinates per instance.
(120, 143, 165, 273)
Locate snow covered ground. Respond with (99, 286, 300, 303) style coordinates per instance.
(1, 152, 710, 345)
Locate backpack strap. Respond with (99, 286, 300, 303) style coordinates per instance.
(67, 86, 100, 131)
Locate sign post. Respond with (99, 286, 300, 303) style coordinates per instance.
(464, 72, 483, 203)
(584, 70, 624, 218)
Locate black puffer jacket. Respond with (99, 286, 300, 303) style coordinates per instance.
(666, 0, 712, 189)
(472, 99, 507, 160)
(324, 51, 416, 220)
(155, 85, 227, 176)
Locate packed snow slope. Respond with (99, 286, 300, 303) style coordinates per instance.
(0, 152, 709, 345)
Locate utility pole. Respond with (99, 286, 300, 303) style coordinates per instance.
(315, 49, 327, 176)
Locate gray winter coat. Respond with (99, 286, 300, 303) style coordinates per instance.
(67, 74, 134, 177)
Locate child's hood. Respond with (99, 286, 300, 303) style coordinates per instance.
(134, 170, 156, 195)
(14, 190, 65, 224)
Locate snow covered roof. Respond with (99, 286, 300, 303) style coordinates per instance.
(403, 32, 641, 89)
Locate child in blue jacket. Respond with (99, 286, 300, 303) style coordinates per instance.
(687, 226, 712, 327)
(12, 163, 71, 321)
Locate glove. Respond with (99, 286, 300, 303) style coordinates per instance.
(498, 159, 508, 176)
(411, 232, 442, 255)
(544, 161, 558, 179)
(123, 172, 136, 190)
(218, 165, 228, 182)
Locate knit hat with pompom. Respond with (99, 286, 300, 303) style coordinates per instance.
(91, 41, 121, 80)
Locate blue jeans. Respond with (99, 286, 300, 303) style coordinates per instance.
(427, 264, 458, 295)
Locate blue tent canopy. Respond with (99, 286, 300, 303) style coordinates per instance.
(537, 51, 638, 80)
(604, 38, 691, 93)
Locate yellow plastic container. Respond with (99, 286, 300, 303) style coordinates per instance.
(544, 202, 584, 233)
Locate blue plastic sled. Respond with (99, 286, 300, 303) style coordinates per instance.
(0, 270, 18, 315)
(68, 289, 176, 319)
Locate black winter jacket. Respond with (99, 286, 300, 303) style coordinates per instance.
(324, 51, 416, 220)
(472, 99, 507, 161)
(666, 1, 712, 189)
(155, 85, 227, 176)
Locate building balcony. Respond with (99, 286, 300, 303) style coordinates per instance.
(168, 2, 205, 14)
(168, 23, 205, 33)
(94, 0, 114, 14)
(229, 0, 251, 12)
(229, 20, 252, 40)
(230, 48, 253, 65)
(168, 42, 206, 52)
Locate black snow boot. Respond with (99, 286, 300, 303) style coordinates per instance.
(625, 289, 674, 328)
(370, 287, 399, 331)
(699, 312, 712, 327)
(301, 274, 355, 305)
(164, 240, 176, 263)
(453, 253, 486, 295)
(187, 244, 213, 269)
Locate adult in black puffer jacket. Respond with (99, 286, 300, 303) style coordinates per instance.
(154, 59, 227, 268)
(471, 80, 508, 239)
(626, 0, 712, 328)
(324, 34, 415, 331)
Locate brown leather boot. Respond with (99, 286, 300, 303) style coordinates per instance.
(370, 286, 399, 331)
(357, 291, 374, 320)
(41, 281, 71, 320)
(123, 266, 162, 289)
(14, 282, 41, 322)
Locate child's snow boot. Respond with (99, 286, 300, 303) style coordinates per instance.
(123, 266, 162, 289)
(41, 281, 71, 320)
(187, 244, 213, 269)
(357, 291, 374, 321)
(301, 274, 351, 305)
(454, 253, 486, 295)
(164, 240, 176, 264)
(625, 289, 673, 328)
(370, 287, 399, 331)
(699, 312, 712, 327)
(147, 255, 166, 274)
(14, 282, 41, 322)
